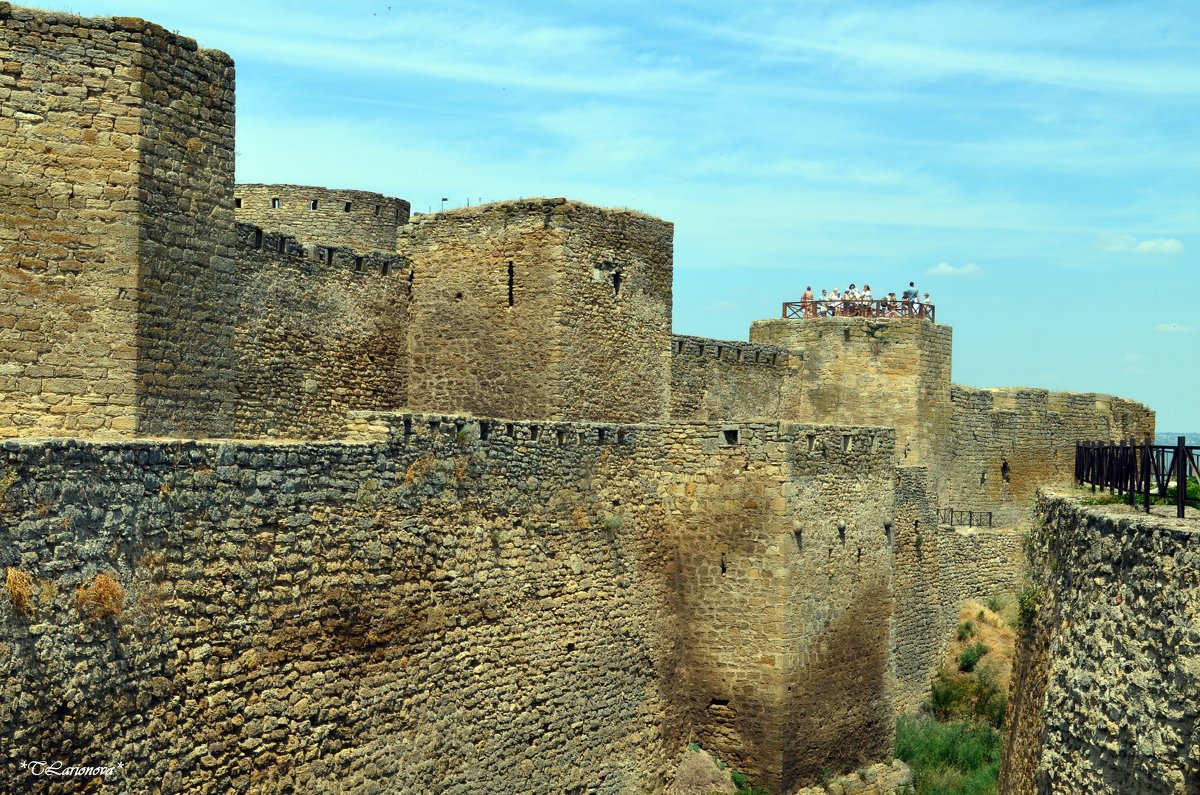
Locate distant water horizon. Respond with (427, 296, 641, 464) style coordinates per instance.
(1155, 432, 1200, 446)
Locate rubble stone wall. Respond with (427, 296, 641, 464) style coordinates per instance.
(1000, 495, 1200, 795)
(231, 223, 410, 439)
(668, 335, 791, 421)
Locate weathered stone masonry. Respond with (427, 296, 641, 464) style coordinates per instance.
(0, 418, 893, 794)
(1001, 496, 1200, 795)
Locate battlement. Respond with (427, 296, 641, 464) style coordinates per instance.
(234, 184, 410, 252)
(672, 334, 790, 366)
(234, 221, 408, 279)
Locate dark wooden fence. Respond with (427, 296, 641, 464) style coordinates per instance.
(938, 508, 993, 528)
(1076, 437, 1200, 519)
(782, 299, 936, 322)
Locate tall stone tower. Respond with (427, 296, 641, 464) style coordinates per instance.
(398, 198, 674, 423)
(0, 4, 237, 438)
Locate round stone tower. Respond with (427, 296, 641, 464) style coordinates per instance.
(234, 184, 410, 252)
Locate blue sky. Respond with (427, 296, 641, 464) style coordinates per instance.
(65, 1, 1199, 429)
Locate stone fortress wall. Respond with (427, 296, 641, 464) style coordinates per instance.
(230, 222, 411, 439)
(234, 184, 411, 252)
(1001, 496, 1200, 795)
(0, 3, 1159, 793)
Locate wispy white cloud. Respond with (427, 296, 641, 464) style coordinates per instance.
(1099, 233, 1184, 254)
(1122, 352, 1148, 375)
(927, 262, 983, 277)
(1154, 323, 1194, 334)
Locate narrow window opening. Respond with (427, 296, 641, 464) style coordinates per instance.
(381, 262, 391, 276)
(253, 229, 263, 250)
(556, 429, 567, 447)
(429, 420, 441, 432)
(479, 422, 490, 441)
(309, 199, 318, 210)
(271, 197, 280, 209)
(794, 530, 803, 550)
(838, 521, 847, 545)
(715, 345, 723, 360)
(844, 328, 851, 342)
(857, 547, 863, 564)
(505, 423, 515, 438)
(234, 197, 242, 209)
(1001, 460, 1011, 483)
(980, 471, 987, 485)
(344, 201, 352, 213)
(598, 428, 607, 444)
(843, 434, 852, 452)
(806, 434, 816, 453)
(507, 261, 515, 307)
(277, 236, 285, 254)
(612, 270, 623, 301)
(720, 554, 727, 575)
(617, 430, 627, 445)
(530, 425, 540, 441)
(723, 429, 739, 445)
(455, 421, 465, 437)
(403, 417, 413, 436)
(325, 248, 334, 265)
(578, 432, 587, 445)
(374, 204, 380, 216)
(354, 257, 364, 272)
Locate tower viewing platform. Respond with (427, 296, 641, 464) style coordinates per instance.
(782, 299, 936, 323)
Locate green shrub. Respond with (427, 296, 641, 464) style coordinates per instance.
(958, 642, 989, 673)
(930, 666, 1006, 729)
(895, 715, 1001, 795)
(1017, 583, 1040, 628)
(930, 669, 973, 720)
(957, 621, 976, 641)
(728, 770, 769, 795)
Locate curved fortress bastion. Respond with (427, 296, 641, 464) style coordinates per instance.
(0, 3, 1155, 794)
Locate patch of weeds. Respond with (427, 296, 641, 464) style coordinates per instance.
(455, 427, 471, 444)
(958, 642, 989, 673)
(5, 567, 35, 617)
(731, 770, 770, 795)
(957, 621, 976, 641)
(1017, 583, 1040, 628)
(686, 742, 701, 753)
(0, 467, 17, 505)
(403, 455, 435, 485)
(930, 666, 1006, 729)
(602, 513, 623, 532)
(895, 715, 1001, 795)
(75, 573, 124, 621)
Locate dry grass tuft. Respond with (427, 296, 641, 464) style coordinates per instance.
(5, 567, 34, 617)
(76, 573, 125, 621)
(668, 747, 736, 795)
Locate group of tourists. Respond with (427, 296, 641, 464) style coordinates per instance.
(798, 281, 932, 318)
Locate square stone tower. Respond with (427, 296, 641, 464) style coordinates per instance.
(0, 4, 237, 438)
(398, 199, 673, 423)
